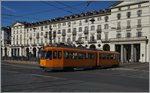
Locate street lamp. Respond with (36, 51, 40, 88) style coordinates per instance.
(49, 25, 52, 45)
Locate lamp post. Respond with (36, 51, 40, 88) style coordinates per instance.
(49, 25, 52, 45)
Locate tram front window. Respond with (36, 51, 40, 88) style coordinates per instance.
(40, 50, 46, 59)
(46, 51, 52, 60)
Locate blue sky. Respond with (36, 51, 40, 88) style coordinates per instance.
(1, 1, 117, 27)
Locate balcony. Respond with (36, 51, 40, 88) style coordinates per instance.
(29, 37, 32, 40)
(126, 26, 131, 29)
(62, 32, 66, 36)
(84, 30, 89, 34)
(72, 31, 77, 35)
(44, 35, 47, 38)
(137, 25, 142, 30)
(36, 36, 39, 39)
(101, 39, 110, 43)
(96, 29, 102, 33)
(76, 40, 84, 44)
(110, 36, 148, 42)
(88, 40, 97, 44)
(117, 27, 121, 30)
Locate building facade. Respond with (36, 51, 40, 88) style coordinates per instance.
(1, 1, 150, 62)
(1, 27, 11, 57)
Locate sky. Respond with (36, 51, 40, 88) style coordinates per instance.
(1, 1, 117, 27)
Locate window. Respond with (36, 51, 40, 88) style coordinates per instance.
(104, 32, 108, 41)
(105, 16, 109, 22)
(68, 22, 71, 27)
(41, 26, 43, 31)
(63, 22, 66, 26)
(46, 51, 52, 59)
(85, 19, 88, 23)
(104, 24, 109, 29)
(40, 50, 46, 59)
(58, 51, 62, 59)
(116, 33, 121, 38)
(97, 25, 101, 29)
(73, 28, 77, 35)
(126, 32, 131, 38)
(72, 36, 76, 41)
(85, 26, 88, 31)
(62, 29, 66, 36)
(58, 30, 61, 34)
(127, 20, 131, 28)
(127, 12, 131, 18)
(97, 17, 101, 21)
(53, 51, 57, 59)
(45, 25, 47, 28)
(90, 35, 95, 42)
(117, 22, 121, 29)
(138, 4, 141, 8)
(73, 28, 76, 31)
(137, 19, 141, 25)
(79, 27, 82, 32)
(97, 34, 101, 40)
(88, 53, 95, 59)
(137, 31, 142, 37)
(58, 23, 61, 28)
(137, 10, 142, 17)
(67, 37, 71, 43)
(79, 20, 82, 26)
(68, 29, 71, 33)
(91, 26, 95, 31)
(117, 13, 121, 20)
(62, 36, 65, 42)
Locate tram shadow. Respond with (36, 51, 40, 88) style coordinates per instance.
(43, 66, 120, 72)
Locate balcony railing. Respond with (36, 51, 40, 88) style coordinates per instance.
(96, 29, 102, 33)
(137, 24, 142, 28)
(62, 32, 66, 36)
(88, 40, 97, 43)
(126, 26, 131, 29)
(110, 36, 147, 42)
(117, 27, 121, 30)
(84, 30, 89, 34)
(76, 40, 84, 44)
(101, 39, 110, 43)
(72, 31, 77, 35)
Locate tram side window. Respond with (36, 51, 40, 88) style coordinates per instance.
(40, 50, 46, 59)
(78, 52, 86, 59)
(46, 51, 52, 59)
(64, 51, 69, 59)
(101, 54, 107, 59)
(73, 52, 78, 59)
(58, 51, 62, 59)
(69, 52, 73, 59)
(53, 51, 57, 59)
(88, 53, 95, 59)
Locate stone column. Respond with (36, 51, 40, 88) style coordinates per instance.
(124, 46, 127, 62)
(131, 44, 134, 62)
(134, 47, 137, 62)
(121, 45, 124, 63)
(2, 48, 5, 57)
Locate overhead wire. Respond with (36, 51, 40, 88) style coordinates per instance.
(55, 1, 83, 13)
(40, 1, 74, 14)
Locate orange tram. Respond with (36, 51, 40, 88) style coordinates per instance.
(39, 46, 120, 71)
